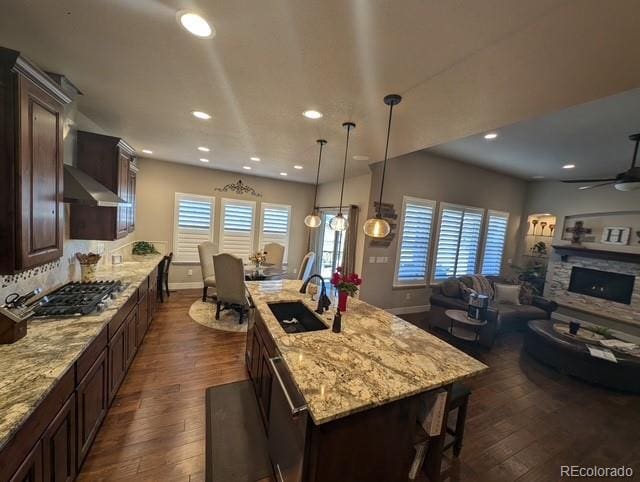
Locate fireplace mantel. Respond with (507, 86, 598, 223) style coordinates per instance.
(553, 245, 640, 264)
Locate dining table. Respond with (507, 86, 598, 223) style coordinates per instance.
(244, 265, 287, 281)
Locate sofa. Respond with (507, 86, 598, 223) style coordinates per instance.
(426, 275, 558, 348)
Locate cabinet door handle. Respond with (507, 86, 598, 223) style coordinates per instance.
(269, 356, 307, 416)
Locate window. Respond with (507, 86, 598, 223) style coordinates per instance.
(481, 210, 509, 276)
(318, 209, 348, 278)
(259, 203, 291, 262)
(433, 204, 484, 280)
(394, 197, 436, 286)
(173, 193, 214, 263)
(219, 198, 256, 261)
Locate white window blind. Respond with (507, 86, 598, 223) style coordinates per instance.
(394, 197, 435, 286)
(173, 193, 214, 263)
(220, 198, 256, 261)
(259, 203, 291, 262)
(433, 204, 484, 280)
(481, 210, 509, 276)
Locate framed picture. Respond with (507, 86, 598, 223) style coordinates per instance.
(601, 226, 631, 245)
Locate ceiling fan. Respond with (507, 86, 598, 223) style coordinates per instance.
(562, 133, 640, 191)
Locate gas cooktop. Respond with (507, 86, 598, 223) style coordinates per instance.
(33, 280, 124, 317)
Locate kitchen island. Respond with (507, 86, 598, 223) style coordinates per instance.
(0, 254, 162, 481)
(245, 280, 487, 482)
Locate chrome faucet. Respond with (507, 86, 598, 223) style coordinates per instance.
(300, 274, 331, 314)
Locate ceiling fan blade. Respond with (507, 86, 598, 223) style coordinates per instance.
(577, 181, 616, 190)
(562, 178, 617, 183)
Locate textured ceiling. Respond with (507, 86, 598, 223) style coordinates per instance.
(430, 88, 640, 181)
(2, 0, 640, 183)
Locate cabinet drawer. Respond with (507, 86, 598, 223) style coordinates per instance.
(138, 274, 149, 299)
(108, 289, 138, 338)
(76, 326, 107, 383)
(256, 313, 277, 358)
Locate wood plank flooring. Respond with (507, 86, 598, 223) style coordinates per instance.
(78, 291, 640, 481)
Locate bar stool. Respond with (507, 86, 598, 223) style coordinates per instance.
(444, 382, 471, 457)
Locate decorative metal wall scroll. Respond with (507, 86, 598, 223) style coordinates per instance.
(214, 179, 262, 197)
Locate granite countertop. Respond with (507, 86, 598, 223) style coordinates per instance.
(0, 254, 162, 451)
(246, 280, 488, 425)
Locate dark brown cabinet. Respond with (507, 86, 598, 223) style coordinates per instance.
(0, 48, 71, 273)
(42, 395, 76, 482)
(127, 166, 137, 233)
(70, 132, 136, 240)
(108, 320, 127, 404)
(9, 440, 43, 482)
(147, 267, 158, 323)
(125, 308, 138, 369)
(76, 349, 108, 469)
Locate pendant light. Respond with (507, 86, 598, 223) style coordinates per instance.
(304, 139, 327, 228)
(363, 94, 402, 238)
(329, 122, 355, 232)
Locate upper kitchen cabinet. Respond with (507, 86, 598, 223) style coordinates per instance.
(70, 131, 137, 240)
(0, 48, 71, 274)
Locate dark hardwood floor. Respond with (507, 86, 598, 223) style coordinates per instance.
(78, 291, 640, 481)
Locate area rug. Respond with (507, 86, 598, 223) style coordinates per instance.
(188, 300, 248, 333)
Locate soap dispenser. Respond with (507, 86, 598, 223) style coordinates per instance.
(332, 308, 342, 333)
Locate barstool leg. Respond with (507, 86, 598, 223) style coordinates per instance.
(453, 397, 469, 457)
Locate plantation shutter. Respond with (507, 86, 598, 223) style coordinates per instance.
(259, 203, 291, 261)
(220, 198, 256, 261)
(173, 193, 214, 263)
(433, 204, 484, 280)
(394, 197, 435, 285)
(481, 211, 509, 276)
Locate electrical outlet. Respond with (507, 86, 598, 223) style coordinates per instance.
(369, 256, 376, 264)
(187, 269, 193, 276)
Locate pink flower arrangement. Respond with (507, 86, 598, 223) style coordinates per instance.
(330, 267, 363, 297)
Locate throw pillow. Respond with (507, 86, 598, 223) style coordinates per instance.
(441, 277, 462, 298)
(494, 283, 521, 305)
(519, 282, 535, 305)
(459, 283, 477, 303)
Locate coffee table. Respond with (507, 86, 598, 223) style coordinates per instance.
(445, 309, 487, 343)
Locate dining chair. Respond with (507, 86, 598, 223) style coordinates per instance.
(297, 251, 316, 280)
(157, 252, 173, 302)
(263, 242, 285, 268)
(213, 253, 250, 323)
(198, 242, 217, 302)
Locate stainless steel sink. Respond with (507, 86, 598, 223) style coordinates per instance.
(267, 301, 328, 334)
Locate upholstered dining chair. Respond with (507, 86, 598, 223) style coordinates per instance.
(212, 253, 250, 323)
(297, 251, 316, 280)
(263, 242, 285, 268)
(198, 242, 216, 302)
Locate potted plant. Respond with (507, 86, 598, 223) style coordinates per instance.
(330, 267, 363, 312)
(249, 251, 267, 271)
(132, 241, 159, 256)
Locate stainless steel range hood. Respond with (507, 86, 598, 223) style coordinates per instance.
(63, 164, 127, 207)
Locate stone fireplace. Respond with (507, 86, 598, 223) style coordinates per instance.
(547, 255, 640, 326)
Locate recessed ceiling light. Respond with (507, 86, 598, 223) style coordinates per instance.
(242, 165, 252, 170)
(578, 186, 590, 190)
(197, 146, 210, 152)
(484, 132, 498, 140)
(302, 110, 323, 119)
(293, 165, 303, 170)
(280, 172, 288, 176)
(177, 11, 214, 38)
(192, 111, 211, 120)
(250, 157, 261, 162)
(141, 149, 153, 154)
(562, 164, 576, 169)
(353, 155, 369, 161)
(199, 158, 209, 163)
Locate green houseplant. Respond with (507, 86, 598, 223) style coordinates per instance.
(132, 241, 159, 255)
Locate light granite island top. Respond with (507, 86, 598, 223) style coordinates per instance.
(0, 254, 162, 452)
(246, 280, 488, 425)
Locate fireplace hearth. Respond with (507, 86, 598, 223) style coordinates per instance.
(568, 266, 635, 305)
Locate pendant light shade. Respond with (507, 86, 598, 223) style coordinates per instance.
(363, 94, 402, 238)
(304, 139, 327, 228)
(330, 122, 355, 232)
